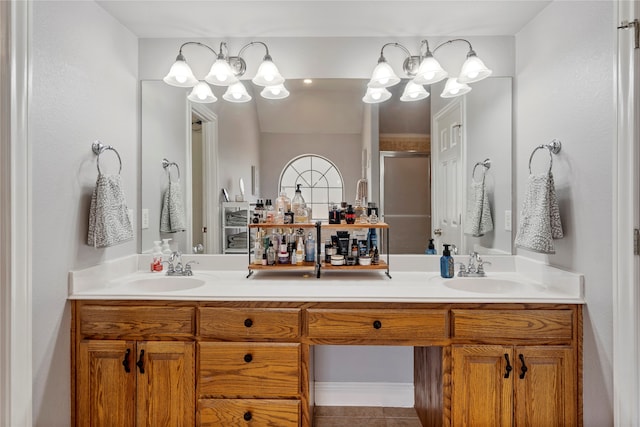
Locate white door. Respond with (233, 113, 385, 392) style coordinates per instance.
(432, 99, 464, 253)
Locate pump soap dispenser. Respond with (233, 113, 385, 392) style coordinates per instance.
(426, 238, 437, 255)
(440, 244, 454, 278)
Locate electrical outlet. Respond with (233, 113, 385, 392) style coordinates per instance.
(504, 210, 512, 231)
(142, 208, 149, 229)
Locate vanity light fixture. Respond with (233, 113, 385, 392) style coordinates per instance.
(363, 39, 492, 103)
(163, 41, 288, 104)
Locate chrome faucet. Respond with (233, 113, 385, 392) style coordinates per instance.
(164, 251, 198, 276)
(457, 252, 491, 277)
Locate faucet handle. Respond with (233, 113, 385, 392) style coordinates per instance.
(476, 260, 492, 274)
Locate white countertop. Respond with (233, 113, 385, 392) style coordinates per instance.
(68, 254, 584, 304)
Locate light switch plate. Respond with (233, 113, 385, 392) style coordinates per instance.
(142, 208, 149, 229)
(504, 210, 512, 231)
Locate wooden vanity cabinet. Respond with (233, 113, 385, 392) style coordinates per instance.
(72, 301, 582, 427)
(448, 308, 580, 427)
(72, 302, 196, 427)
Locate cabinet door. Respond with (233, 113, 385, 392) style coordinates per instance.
(514, 346, 576, 427)
(136, 341, 195, 427)
(77, 340, 136, 427)
(452, 345, 514, 427)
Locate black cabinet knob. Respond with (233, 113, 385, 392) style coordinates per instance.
(373, 320, 382, 329)
(244, 353, 253, 363)
(243, 411, 252, 421)
(244, 318, 253, 328)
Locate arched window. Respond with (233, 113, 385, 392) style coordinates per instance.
(278, 154, 344, 221)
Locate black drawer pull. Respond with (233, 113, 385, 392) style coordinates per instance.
(244, 318, 253, 328)
(136, 349, 145, 374)
(243, 411, 252, 421)
(244, 353, 253, 363)
(519, 354, 528, 379)
(122, 348, 131, 373)
(504, 353, 512, 378)
(373, 320, 382, 329)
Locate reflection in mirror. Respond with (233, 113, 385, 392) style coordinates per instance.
(140, 78, 512, 255)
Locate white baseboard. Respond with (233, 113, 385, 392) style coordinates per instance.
(314, 382, 414, 407)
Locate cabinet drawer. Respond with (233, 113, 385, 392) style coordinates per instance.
(452, 309, 574, 340)
(199, 307, 301, 340)
(79, 305, 195, 338)
(198, 399, 300, 427)
(307, 309, 448, 341)
(198, 342, 300, 398)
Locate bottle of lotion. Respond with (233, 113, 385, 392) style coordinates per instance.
(440, 244, 454, 278)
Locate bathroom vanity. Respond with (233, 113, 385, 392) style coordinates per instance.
(69, 255, 583, 427)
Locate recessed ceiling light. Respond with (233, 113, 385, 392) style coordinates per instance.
(303, 79, 313, 84)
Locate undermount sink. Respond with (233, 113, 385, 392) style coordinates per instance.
(442, 277, 527, 294)
(126, 277, 206, 292)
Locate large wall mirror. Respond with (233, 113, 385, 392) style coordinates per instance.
(140, 77, 512, 256)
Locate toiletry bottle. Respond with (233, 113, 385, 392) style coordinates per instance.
(440, 244, 454, 278)
(345, 204, 356, 224)
(275, 189, 291, 224)
(292, 184, 308, 223)
(296, 235, 304, 264)
(372, 245, 379, 265)
(305, 232, 315, 262)
(253, 240, 263, 265)
(161, 238, 172, 265)
(351, 239, 359, 257)
(151, 240, 163, 272)
(426, 238, 437, 255)
(265, 199, 275, 223)
(266, 242, 276, 265)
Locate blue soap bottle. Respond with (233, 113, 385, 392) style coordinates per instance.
(440, 244, 454, 278)
(425, 238, 437, 255)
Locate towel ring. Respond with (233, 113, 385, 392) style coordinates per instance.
(472, 158, 491, 181)
(528, 139, 562, 174)
(162, 158, 181, 181)
(92, 141, 122, 175)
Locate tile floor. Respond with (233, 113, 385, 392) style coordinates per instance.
(313, 406, 422, 427)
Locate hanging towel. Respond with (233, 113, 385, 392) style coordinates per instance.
(464, 175, 493, 237)
(515, 172, 563, 254)
(87, 174, 134, 248)
(160, 180, 187, 233)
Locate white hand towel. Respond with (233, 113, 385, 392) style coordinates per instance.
(515, 171, 563, 254)
(464, 177, 493, 237)
(160, 180, 186, 233)
(87, 174, 134, 248)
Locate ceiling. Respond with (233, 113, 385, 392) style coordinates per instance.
(96, 0, 552, 39)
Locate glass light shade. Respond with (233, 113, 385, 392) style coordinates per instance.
(367, 60, 401, 88)
(400, 81, 430, 102)
(187, 82, 217, 103)
(252, 58, 285, 86)
(362, 87, 392, 104)
(163, 57, 198, 87)
(205, 58, 238, 86)
(458, 54, 493, 83)
(440, 78, 472, 98)
(412, 55, 448, 85)
(222, 82, 252, 103)
(261, 84, 290, 100)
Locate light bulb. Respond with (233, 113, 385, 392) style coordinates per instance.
(216, 73, 228, 82)
(233, 92, 241, 100)
(372, 92, 382, 100)
(176, 74, 187, 84)
(271, 87, 281, 95)
(378, 77, 389, 85)
(410, 92, 418, 99)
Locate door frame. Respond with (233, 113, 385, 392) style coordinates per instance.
(614, 1, 640, 424)
(190, 103, 219, 254)
(0, 1, 32, 426)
